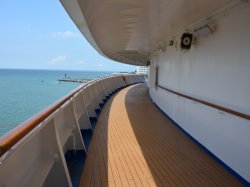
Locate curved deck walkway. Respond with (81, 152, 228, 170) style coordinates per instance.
(80, 84, 242, 187)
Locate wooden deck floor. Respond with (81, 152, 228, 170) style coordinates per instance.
(80, 84, 242, 187)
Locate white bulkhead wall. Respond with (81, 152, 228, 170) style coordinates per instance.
(149, 3, 250, 183)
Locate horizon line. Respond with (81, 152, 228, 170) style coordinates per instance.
(0, 67, 135, 72)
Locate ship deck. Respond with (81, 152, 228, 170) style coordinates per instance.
(80, 84, 242, 187)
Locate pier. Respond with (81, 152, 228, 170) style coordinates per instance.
(58, 78, 91, 83)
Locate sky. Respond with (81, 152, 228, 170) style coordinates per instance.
(0, 1, 136, 72)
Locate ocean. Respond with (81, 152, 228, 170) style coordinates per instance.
(0, 69, 114, 136)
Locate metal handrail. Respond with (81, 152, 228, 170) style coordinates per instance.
(157, 84, 250, 120)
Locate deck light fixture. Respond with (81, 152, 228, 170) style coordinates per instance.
(181, 33, 193, 50)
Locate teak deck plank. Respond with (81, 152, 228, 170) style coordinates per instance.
(80, 84, 243, 187)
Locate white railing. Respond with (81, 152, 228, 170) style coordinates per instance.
(0, 74, 146, 187)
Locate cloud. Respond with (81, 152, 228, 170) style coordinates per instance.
(50, 55, 67, 64)
(75, 60, 86, 65)
(52, 30, 79, 38)
(97, 63, 106, 67)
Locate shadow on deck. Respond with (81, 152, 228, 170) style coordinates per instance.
(80, 84, 242, 187)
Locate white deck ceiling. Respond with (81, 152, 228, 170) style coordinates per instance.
(61, 0, 229, 66)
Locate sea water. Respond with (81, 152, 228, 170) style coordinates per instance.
(0, 69, 114, 136)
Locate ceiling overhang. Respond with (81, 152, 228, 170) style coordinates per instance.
(60, 0, 230, 66)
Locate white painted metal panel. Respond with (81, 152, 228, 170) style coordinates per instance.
(0, 120, 72, 187)
(72, 92, 92, 130)
(87, 84, 99, 110)
(81, 86, 96, 118)
(53, 102, 85, 152)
